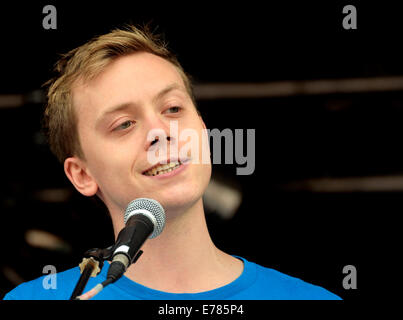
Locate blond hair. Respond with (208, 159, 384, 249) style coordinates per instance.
(42, 24, 196, 164)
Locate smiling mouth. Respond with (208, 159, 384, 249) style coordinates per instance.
(142, 160, 183, 176)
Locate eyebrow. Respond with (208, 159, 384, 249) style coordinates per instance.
(95, 83, 186, 128)
(152, 83, 185, 104)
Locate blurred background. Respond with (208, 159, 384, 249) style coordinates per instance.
(0, 2, 401, 300)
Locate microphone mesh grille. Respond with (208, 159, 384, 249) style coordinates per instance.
(124, 198, 166, 238)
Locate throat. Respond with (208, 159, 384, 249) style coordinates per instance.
(123, 248, 244, 293)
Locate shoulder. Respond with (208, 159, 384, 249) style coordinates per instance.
(240, 258, 342, 300)
(3, 266, 81, 300)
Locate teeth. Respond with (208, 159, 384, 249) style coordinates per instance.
(144, 161, 181, 176)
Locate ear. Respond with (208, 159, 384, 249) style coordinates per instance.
(64, 157, 98, 197)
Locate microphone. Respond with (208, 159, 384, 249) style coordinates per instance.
(106, 198, 166, 284)
(76, 198, 166, 300)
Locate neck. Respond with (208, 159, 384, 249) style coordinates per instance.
(109, 199, 243, 293)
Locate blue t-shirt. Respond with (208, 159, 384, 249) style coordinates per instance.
(3, 256, 341, 300)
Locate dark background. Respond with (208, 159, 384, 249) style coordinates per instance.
(1, 1, 401, 301)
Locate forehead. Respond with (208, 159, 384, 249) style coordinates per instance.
(72, 52, 186, 119)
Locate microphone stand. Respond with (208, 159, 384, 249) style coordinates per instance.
(69, 247, 113, 300)
(69, 247, 144, 300)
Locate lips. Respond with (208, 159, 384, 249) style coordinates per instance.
(142, 157, 196, 176)
(143, 160, 182, 176)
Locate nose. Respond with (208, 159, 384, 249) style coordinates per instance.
(143, 113, 174, 151)
(148, 135, 171, 147)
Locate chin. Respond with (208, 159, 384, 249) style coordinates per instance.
(154, 182, 206, 215)
(135, 165, 211, 215)
(163, 188, 201, 208)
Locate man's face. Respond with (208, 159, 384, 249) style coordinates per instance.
(70, 52, 211, 218)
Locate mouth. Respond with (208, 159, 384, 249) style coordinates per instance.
(142, 159, 188, 177)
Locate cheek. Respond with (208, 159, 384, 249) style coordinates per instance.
(83, 140, 133, 185)
(188, 160, 212, 196)
(177, 120, 211, 165)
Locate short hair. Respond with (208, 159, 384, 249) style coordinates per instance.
(42, 24, 196, 164)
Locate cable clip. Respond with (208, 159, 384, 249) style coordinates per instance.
(78, 257, 100, 277)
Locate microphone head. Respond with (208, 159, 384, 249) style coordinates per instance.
(124, 198, 166, 239)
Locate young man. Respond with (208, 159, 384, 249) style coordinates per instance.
(4, 25, 340, 300)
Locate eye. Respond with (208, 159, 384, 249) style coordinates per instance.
(164, 106, 181, 114)
(113, 120, 135, 131)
